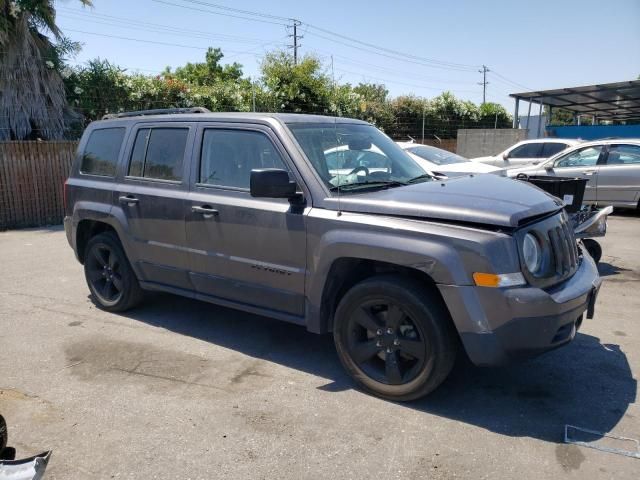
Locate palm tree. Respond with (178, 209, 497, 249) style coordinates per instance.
(0, 0, 91, 140)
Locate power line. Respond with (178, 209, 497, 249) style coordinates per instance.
(168, 0, 292, 22)
(152, 0, 480, 73)
(313, 49, 479, 86)
(332, 67, 480, 95)
(57, 8, 278, 45)
(489, 70, 533, 92)
(151, 0, 289, 26)
(304, 31, 474, 73)
(63, 28, 279, 56)
(303, 23, 479, 71)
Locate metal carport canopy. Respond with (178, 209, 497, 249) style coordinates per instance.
(510, 80, 640, 123)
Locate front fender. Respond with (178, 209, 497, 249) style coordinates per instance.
(304, 211, 519, 333)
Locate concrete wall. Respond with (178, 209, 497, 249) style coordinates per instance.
(456, 129, 528, 158)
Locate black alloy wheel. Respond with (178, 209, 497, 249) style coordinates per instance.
(86, 242, 124, 305)
(333, 275, 457, 401)
(346, 299, 427, 385)
(83, 232, 143, 312)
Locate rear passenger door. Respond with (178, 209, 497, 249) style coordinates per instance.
(596, 144, 640, 207)
(114, 123, 195, 289)
(185, 124, 307, 317)
(541, 142, 568, 159)
(503, 143, 543, 168)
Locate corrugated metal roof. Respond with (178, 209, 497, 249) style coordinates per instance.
(510, 80, 640, 121)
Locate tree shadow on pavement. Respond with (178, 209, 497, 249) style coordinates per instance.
(123, 292, 636, 445)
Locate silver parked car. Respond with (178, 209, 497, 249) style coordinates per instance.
(508, 139, 640, 209)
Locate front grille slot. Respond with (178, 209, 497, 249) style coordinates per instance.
(547, 219, 578, 276)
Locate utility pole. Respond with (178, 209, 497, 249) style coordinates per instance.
(288, 19, 303, 64)
(478, 65, 489, 104)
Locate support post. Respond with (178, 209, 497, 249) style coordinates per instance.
(537, 100, 543, 138)
(513, 98, 519, 128)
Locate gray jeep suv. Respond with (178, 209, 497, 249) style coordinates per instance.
(64, 108, 601, 401)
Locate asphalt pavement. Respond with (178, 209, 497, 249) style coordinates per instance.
(0, 214, 638, 479)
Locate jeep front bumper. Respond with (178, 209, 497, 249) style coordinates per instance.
(438, 253, 601, 366)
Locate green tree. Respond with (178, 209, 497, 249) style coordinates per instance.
(478, 102, 511, 128)
(544, 106, 575, 125)
(353, 83, 388, 103)
(163, 47, 243, 86)
(260, 51, 333, 113)
(64, 59, 131, 124)
(0, 0, 91, 139)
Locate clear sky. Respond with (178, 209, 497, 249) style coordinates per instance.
(54, 0, 640, 111)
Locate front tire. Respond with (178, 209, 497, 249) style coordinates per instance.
(583, 239, 602, 265)
(333, 275, 458, 401)
(84, 232, 143, 312)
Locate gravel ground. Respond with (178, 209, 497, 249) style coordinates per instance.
(0, 213, 638, 479)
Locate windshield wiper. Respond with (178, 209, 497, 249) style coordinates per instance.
(407, 173, 434, 183)
(329, 180, 407, 192)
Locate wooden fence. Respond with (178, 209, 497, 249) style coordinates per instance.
(0, 141, 78, 230)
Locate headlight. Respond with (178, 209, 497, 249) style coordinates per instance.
(523, 233, 542, 274)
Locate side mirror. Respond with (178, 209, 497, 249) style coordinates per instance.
(250, 169, 298, 199)
(544, 164, 554, 171)
(502, 153, 509, 160)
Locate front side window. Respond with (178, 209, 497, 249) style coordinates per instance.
(128, 128, 188, 181)
(199, 129, 289, 189)
(606, 144, 640, 165)
(541, 142, 568, 157)
(80, 128, 126, 176)
(287, 123, 427, 192)
(555, 146, 603, 168)
(508, 143, 543, 159)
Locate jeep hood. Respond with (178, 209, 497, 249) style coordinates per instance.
(325, 174, 563, 228)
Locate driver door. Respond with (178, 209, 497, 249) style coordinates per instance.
(544, 145, 605, 204)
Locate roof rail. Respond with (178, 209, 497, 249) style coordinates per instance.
(102, 107, 211, 120)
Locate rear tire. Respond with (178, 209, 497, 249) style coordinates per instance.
(583, 239, 602, 265)
(333, 275, 458, 401)
(84, 232, 143, 312)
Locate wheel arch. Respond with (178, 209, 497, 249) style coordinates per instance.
(313, 257, 452, 335)
(76, 220, 119, 264)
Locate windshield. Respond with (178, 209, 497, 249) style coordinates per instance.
(407, 145, 469, 165)
(287, 123, 428, 192)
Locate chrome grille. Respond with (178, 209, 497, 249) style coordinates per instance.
(548, 218, 579, 276)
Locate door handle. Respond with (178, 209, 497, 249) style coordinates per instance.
(119, 195, 139, 205)
(582, 170, 597, 176)
(192, 205, 219, 217)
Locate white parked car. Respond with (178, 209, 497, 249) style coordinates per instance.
(471, 139, 580, 169)
(396, 142, 501, 176)
(507, 139, 640, 209)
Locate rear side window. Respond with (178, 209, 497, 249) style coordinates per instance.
(541, 142, 567, 157)
(199, 129, 289, 189)
(509, 143, 543, 158)
(80, 128, 125, 176)
(128, 128, 188, 181)
(606, 144, 640, 165)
